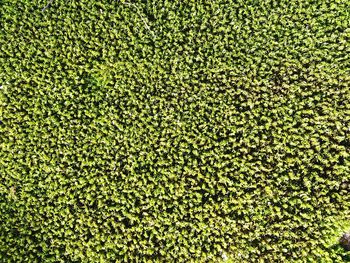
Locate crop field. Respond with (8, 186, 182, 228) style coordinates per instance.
(0, 0, 350, 262)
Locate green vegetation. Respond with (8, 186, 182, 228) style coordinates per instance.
(1, 0, 350, 262)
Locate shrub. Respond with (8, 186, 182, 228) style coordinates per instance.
(0, 0, 350, 262)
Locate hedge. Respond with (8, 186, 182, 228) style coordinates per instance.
(0, 0, 350, 262)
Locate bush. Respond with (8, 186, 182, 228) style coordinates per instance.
(0, 0, 350, 262)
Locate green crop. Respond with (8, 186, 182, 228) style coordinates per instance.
(0, 0, 350, 262)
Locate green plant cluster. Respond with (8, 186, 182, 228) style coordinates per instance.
(0, 0, 350, 262)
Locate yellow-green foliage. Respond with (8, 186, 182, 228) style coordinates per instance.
(0, 0, 350, 262)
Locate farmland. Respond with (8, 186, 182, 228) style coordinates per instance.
(0, 0, 350, 262)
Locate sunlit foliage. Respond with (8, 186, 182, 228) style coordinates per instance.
(0, 0, 350, 262)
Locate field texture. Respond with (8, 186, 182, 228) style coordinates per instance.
(1, 0, 350, 262)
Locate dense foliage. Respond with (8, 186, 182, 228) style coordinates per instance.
(0, 0, 350, 262)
